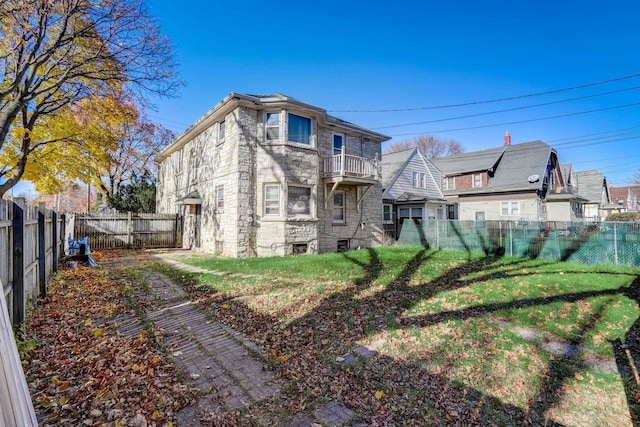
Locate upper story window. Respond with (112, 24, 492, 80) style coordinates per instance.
(473, 173, 482, 187)
(265, 112, 280, 141)
(412, 172, 426, 188)
(443, 176, 455, 190)
(288, 113, 312, 145)
(218, 120, 226, 144)
(333, 133, 344, 156)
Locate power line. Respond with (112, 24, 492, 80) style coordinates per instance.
(373, 85, 640, 130)
(328, 72, 640, 113)
(388, 101, 640, 137)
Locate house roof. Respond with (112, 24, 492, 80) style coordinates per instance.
(431, 146, 505, 175)
(432, 140, 556, 194)
(155, 92, 390, 162)
(380, 148, 415, 189)
(575, 170, 609, 203)
(381, 148, 445, 202)
(609, 185, 640, 209)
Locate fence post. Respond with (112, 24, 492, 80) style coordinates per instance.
(52, 211, 58, 273)
(11, 199, 25, 325)
(38, 203, 46, 298)
(127, 211, 133, 247)
(613, 222, 619, 265)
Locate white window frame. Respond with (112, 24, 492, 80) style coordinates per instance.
(264, 184, 280, 216)
(287, 112, 313, 146)
(398, 207, 423, 220)
(333, 132, 344, 156)
(473, 173, 482, 188)
(333, 190, 346, 224)
(444, 176, 455, 190)
(287, 185, 313, 218)
(265, 111, 281, 142)
(420, 172, 427, 189)
(383, 204, 393, 224)
(501, 201, 520, 216)
(216, 185, 224, 212)
(412, 172, 420, 188)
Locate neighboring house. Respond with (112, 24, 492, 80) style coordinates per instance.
(574, 170, 618, 221)
(609, 185, 640, 213)
(155, 93, 390, 257)
(431, 136, 584, 222)
(381, 148, 447, 239)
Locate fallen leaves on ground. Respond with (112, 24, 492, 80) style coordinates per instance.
(23, 255, 193, 426)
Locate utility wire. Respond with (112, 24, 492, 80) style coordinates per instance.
(373, 86, 640, 130)
(388, 101, 640, 137)
(329, 72, 640, 113)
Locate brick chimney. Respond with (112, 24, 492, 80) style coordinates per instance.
(504, 131, 511, 146)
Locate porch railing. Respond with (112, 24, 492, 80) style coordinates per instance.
(323, 154, 379, 179)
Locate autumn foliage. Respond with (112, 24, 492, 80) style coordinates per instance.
(23, 256, 192, 425)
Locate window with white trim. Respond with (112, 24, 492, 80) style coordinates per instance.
(333, 133, 344, 156)
(265, 112, 280, 141)
(398, 207, 423, 220)
(333, 190, 345, 223)
(287, 185, 312, 217)
(264, 184, 280, 215)
(444, 176, 455, 190)
(473, 173, 482, 187)
(501, 201, 520, 216)
(412, 172, 419, 188)
(216, 185, 224, 211)
(383, 204, 393, 224)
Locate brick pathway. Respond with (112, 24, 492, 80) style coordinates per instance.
(106, 250, 365, 426)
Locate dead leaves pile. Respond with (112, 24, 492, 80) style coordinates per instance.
(23, 262, 191, 426)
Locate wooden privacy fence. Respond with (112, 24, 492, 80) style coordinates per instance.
(73, 212, 182, 250)
(0, 198, 65, 326)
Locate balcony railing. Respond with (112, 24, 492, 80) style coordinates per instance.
(322, 154, 379, 180)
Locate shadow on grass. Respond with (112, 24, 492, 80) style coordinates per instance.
(157, 245, 638, 425)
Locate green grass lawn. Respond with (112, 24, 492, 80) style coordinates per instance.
(159, 246, 640, 426)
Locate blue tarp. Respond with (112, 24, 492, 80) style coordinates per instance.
(68, 237, 98, 266)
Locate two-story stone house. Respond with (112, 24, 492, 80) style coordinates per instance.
(154, 93, 390, 257)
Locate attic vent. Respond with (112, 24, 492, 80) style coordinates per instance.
(528, 174, 540, 184)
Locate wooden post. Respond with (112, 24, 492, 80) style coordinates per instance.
(11, 199, 25, 325)
(52, 211, 59, 273)
(127, 211, 133, 247)
(38, 203, 46, 298)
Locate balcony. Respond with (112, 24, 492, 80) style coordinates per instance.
(322, 153, 380, 210)
(322, 153, 380, 185)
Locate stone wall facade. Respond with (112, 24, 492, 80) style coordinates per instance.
(156, 95, 388, 258)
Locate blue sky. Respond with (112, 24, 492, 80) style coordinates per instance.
(144, 0, 640, 186)
(21, 0, 620, 196)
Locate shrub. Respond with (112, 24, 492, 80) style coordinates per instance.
(605, 212, 640, 222)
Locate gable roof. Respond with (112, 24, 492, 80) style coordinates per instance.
(608, 185, 640, 209)
(380, 148, 415, 189)
(381, 148, 445, 202)
(432, 140, 556, 194)
(575, 170, 609, 203)
(431, 145, 505, 176)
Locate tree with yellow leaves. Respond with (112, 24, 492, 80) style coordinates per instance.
(0, 0, 180, 197)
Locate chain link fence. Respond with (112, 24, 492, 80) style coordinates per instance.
(397, 220, 640, 267)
